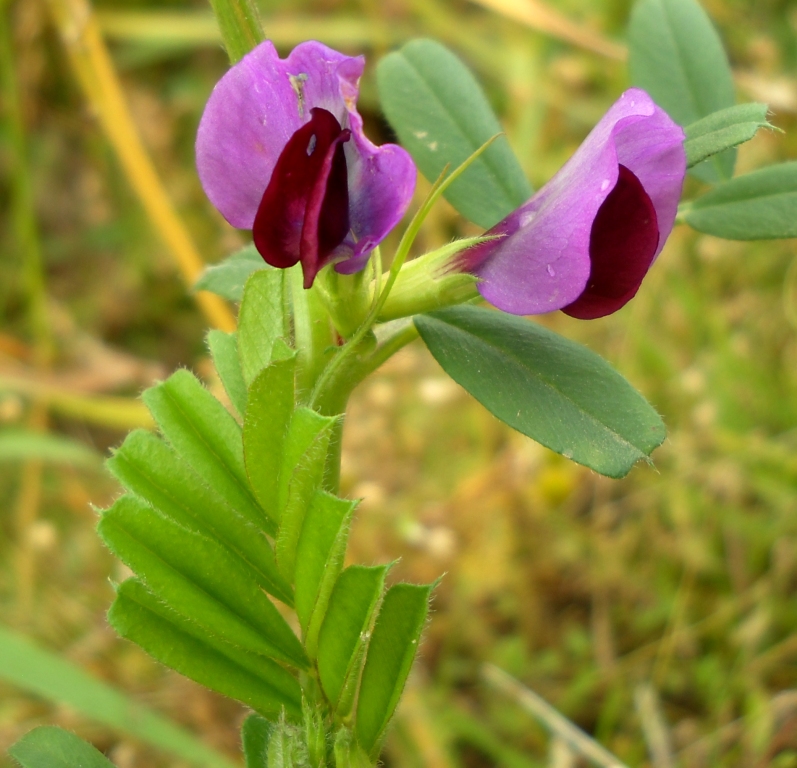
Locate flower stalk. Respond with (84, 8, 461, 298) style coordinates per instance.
(290, 267, 336, 401)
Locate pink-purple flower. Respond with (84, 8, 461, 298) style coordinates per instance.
(196, 41, 416, 288)
(461, 89, 686, 319)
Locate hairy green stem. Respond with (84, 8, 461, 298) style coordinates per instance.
(292, 267, 336, 402)
(312, 320, 419, 418)
(353, 319, 420, 382)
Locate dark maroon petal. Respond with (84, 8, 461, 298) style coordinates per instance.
(563, 165, 659, 320)
(253, 108, 350, 285)
(300, 129, 350, 288)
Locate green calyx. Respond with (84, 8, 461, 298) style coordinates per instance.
(315, 252, 380, 340)
(375, 236, 493, 322)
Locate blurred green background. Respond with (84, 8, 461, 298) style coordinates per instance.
(2, 0, 797, 765)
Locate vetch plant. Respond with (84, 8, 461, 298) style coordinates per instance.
(10, 0, 797, 764)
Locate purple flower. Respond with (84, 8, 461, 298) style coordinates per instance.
(196, 41, 416, 288)
(462, 89, 686, 319)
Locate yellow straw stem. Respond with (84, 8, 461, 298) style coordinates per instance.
(45, 0, 236, 332)
(0, 372, 154, 430)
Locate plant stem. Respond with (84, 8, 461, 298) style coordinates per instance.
(354, 320, 419, 382)
(312, 320, 419, 418)
(467, 0, 626, 60)
(12, 403, 46, 625)
(292, 267, 335, 402)
(207, 0, 263, 63)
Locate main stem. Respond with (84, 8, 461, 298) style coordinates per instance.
(208, 0, 265, 62)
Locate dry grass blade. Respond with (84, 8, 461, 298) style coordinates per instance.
(0, 373, 154, 430)
(12, 403, 47, 625)
(634, 683, 675, 768)
(549, 736, 577, 768)
(43, 0, 236, 332)
(2, 4, 55, 626)
(467, 0, 626, 60)
(97, 11, 409, 49)
(482, 664, 629, 768)
(677, 690, 797, 765)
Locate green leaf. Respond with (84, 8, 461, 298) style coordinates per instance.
(118, 580, 300, 707)
(684, 104, 772, 169)
(108, 430, 291, 604)
(275, 408, 340, 581)
(415, 306, 665, 479)
(355, 583, 433, 757)
(377, 39, 531, 229)
(242, 714, 273, 768)
(110, 580, 301, 719)
(9, 726, 116, 768)
(207, 330, 248, 418)
(195, 245, 267, 302)
(684, 161, 797, 239)
(294, 491, 357, 656)
(318, 565, 389, 712)
(334, 729, 372, 768)
(143, 369, 274, 535)
(0, 430, 100, 467)
(0, 625, 236, 768)
(243, 355, 297, 518)
(239, 269, 289, 386)
(99, 496, 307, 668)
(628, 0, 735, 182)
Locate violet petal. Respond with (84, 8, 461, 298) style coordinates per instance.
(197, 40, 416, 274)
(288, 45, 417, 274)
(334, 112, 418, 274)
(197, 41, 301, 229)
(468, 88, 685, 316)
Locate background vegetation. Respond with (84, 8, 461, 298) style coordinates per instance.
(1, 0, 796, 765)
